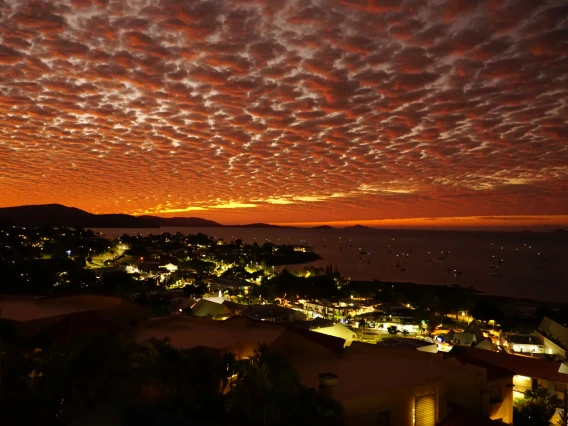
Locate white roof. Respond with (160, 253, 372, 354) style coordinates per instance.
(203, 296, 226, 304)
(312, 324, 357, 343)
(475, 339, 498, 351)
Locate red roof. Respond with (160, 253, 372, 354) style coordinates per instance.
(446, 351, 514, 380)
(448, 346, 568, 383)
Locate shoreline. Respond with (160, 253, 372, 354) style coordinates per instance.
(348, 278, 563, 307)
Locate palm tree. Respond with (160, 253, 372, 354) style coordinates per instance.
(514, 385, 561, 426)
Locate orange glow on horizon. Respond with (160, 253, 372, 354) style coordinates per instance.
(270, 215, 568, 230)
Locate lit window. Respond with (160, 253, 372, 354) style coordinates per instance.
(414, 393, 435, 426)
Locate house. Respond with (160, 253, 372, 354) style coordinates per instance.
(190, 299, 234, 320)
(293, 342, 513, 426)
(451, 331, 477, 346)
(303, 301, 350, 318)
(302, 300, 374, 319)
(445, 347, 515, 423)
(536, 316, 568, 357)
(452, 321, 486, 347)
(500, 333, 544, 354)
(210, 276, 253, 295)
(133, 316, 503, 426)
(0, 294, 149, 400)
(291, 344, 445, 426)
(447, 345, 568, 423)
(0, 294, 148, 345)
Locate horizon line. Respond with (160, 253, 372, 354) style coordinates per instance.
(1, 203, 567, 231)
(267, 215, 568, 230)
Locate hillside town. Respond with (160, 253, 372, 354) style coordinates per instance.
(0, 225, 567, 426)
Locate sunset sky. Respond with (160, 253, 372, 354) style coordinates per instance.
(1, 0, 567, 228)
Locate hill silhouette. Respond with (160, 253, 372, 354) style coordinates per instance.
(0, 204, 159, 228)
(0, 204, 223, 228)
(234, 223, 285, 228)
(138, 215, 222, 227)
(343, 224, 375, 230)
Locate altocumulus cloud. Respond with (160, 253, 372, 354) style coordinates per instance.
(0, 0, 567, 224)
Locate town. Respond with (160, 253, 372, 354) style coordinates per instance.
(0, 225, 567, 426)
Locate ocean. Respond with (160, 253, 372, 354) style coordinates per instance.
(92, 227, 568, 303)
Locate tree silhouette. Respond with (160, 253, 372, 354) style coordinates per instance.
(225, 344, 343, 426)
(513, 385, 561, 426)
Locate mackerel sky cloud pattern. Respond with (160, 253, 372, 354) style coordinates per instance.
(0, 0, 567, 225)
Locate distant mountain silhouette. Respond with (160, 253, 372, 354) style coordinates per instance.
(139, 215, 222, 227)
(0, 204, 266, 229)
(343, 224, 375, 230)
(312, 225, 334, 229)
(0, 204, 160, 228)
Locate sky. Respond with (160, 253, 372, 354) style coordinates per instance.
(0, 0, 567, 228)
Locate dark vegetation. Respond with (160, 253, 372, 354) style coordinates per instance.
(513, 385, 563, 426)
(0, 339, 344, 426)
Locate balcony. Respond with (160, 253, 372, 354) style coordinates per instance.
(513, 385, 531, 394)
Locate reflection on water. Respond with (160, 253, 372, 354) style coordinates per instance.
(92, 227, 567, 302)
